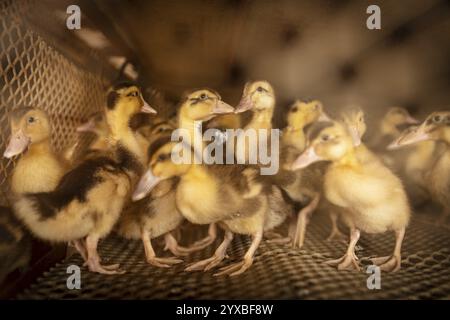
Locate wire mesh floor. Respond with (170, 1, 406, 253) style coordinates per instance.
(16, 213, 450, 300)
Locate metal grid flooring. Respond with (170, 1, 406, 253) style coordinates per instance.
(17, 213, 450, 300)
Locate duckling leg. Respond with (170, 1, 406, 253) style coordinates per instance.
(184, 223, 217, 251)
(185, 230, 234, 272)
(72, 239, 88, 262)
(371, 227, 405, 272)
(326, 228, 361, 271)
(141, 230, 183, 268)
(163, 233, 192, 256)
(214, 229, 263, 277)
(326, 211, 347, 242)
(85, 235, 125, 275)
(293, 192, 320, 249)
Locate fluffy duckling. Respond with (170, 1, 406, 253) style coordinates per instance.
(117, 127, 195, 267)
(274, 100, 331, 247)
(4, 107, 68, 195)
(293, 121, 410, 272)
(11, 83, 156, 274)
(388, 125, 439, 207)
(389, 111, 450, 221)
(175, 89, 236, 250)
(369, 107, 419, 151)
(282, 100, 329, 151)
(132, 140, 285, 277)
(0, 205, 31, 284)
(234, 81, 275, 164)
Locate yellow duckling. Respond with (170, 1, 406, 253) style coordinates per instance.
(282, 99, 329, 151)
(389, 111, 450, 222)
(12, 83, 156, 274)
(293, 121, 410, 272)
(370, 107, 419, 150)
(4, 107, 68, 195)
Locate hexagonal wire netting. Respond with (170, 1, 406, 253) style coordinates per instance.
(0, 0, 107, 204)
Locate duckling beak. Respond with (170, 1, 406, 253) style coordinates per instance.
(3, 129, 31, 158)
(291, 146, 322, 170)
(132, 169, 162, 201)
(76, 119, 96, 133)
(318, 112, 331, 122)
(348, 126, 362, 147)
(212, 100, 235, 115)
(386, 136, 403, 150)
(234, 96, 253, 113)
(141, 100, 157, 114)
(405, 115, 420, 125)
(388, 125, 430, 149)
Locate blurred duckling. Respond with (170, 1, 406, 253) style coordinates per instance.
(76, 111, 110, 152)
(389, 111, 449, 222)
(388, 125, 437, 207)
(3, 107, 68, 195)
(293, 121, 410, 272)
(369, 107, 419, 151)
(11, 83, 156, 274)
(0, 205, 31, 285)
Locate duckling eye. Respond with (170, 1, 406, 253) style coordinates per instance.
(256, 86, 264, 92)
(199, 93, 207, 100)
(433, 115, 441, 123)
(291, 107, 298, 113)
(359, 116, 364, 122)
(314, 104, 320, 110)
(27, 116, 35, 124)
(321, 134, 330, 142)
(127, 91, 139, 97)
(157, 154, 168, 162)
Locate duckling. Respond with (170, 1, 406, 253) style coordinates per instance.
(293, 121, 410, 272)
(175, 89, 236, 251)
(117, 130, 196, 268)
(11, 83, 156, 274)
(387, 125, 437, 206)
(3, 107, 68, 195)
(234, 81, 275, 164)
(282, 100, 330, 151)
(369, 107, 419, 151)
(389, 111, 450, 222)
(0, 205, 31, 285)
(132, 140, 278, 277)
(274, 99, 330, 247)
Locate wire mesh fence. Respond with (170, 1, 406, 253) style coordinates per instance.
(0, 0, 108, 204)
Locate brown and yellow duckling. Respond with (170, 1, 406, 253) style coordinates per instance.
(12, 83, 156, 274)
(389, 111, 450, 222)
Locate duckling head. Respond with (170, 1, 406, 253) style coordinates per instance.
(106, 82, 156, 120)
(388, 111, 450, 148)
(382, 107, 419, 133)
(132, 138, 191, 201)
(341, 107, 366, 146)
(286, 99, 329, 129)
(179, 89, 234, 122)
(235, 80, 275, 113)
(291, 121, 354, 170)
(4, 107, 51, 158)
(76, 111, 108, 137)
